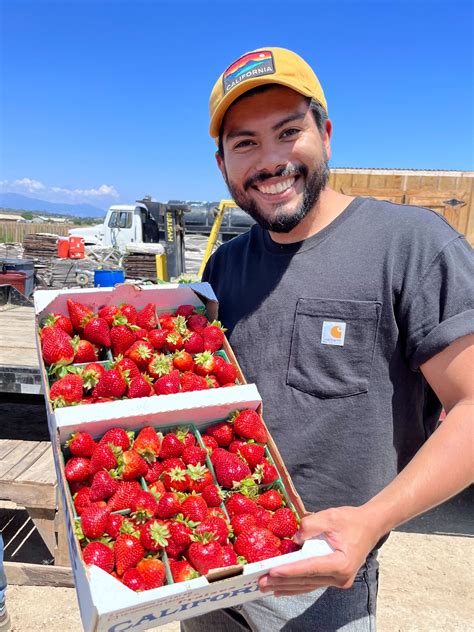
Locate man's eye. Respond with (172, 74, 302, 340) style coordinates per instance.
(234, 139, 255, 149)
(280, 128, 300, 139)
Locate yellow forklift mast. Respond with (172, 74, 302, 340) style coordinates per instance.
(198, 200, 238, 278)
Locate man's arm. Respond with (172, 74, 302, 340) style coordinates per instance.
(259, 334, 474, 596)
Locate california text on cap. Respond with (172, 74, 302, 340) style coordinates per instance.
(209, 47, 328, 138)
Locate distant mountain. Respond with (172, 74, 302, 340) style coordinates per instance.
(0, 192, 107, 218)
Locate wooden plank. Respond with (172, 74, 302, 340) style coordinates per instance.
(16, 443, 56, 485)
(0, 480, 57, 508)
(4, 561, 73, 587)
(0, 305, 38, 368)
(0, 442, 49, 481)
(0, 439, 23, 460)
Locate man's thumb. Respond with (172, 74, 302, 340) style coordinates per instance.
(294, 510, 330, 544)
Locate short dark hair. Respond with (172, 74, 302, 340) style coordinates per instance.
(217, 86, 328, 158)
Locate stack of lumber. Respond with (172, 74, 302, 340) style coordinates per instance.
(23, 233, 58, 262)
(50, 259, 96, 288)
(0, 243, 24, 259)
(123, 252, 159, 280)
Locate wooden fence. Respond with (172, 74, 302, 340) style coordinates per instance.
(0, 223, 79, 244)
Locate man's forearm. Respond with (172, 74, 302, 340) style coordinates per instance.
(362, 402, 474, 541)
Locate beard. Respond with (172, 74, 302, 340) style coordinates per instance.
(224, 151, 330, 233)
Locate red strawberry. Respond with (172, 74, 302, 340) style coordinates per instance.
(81, 362, 106, 390)
(158, 313, 176, 330)
(140, 519, 169, 551)
(182, 445, 207, 466)
(183, 331, 204, 354)
(229, 439, 246, 454)
(133, 426, 162, 463)
(133, 327, 148, 341)
(42, 312, 73, 336)
(120, 303, 137, 325)
(80, 503, 110, 539)
(71, 337, 98, 363)
(122, 568, 145, 591)
(221, 543, 239, 566)
(116, 449, 148, 481)
(213, 356, 237, 385)
(114, 357, 141, 381)
(144, 461, 166, 484)
(201, 484, 224, 508)
(73, 486, 92, 515)
(234, 526, 281, 563)
(163, 467, 190, 493)
(195, 516, 230, 545)
(165, 519, 194, 558)
(172, 350, 194, 372)
(180, 371, 209, 392)
(89, 470, 119, 502)
(161, 457, 186, 473)
(254, 507, 272, 528)
(147, 328, 169, 351)
(50, 374, 84, 408)
(98, 305, 121, 326)
(194, 351, 216, 377)
(147, 353, 173, 380)
(82, 541, 114, 573)
(187, 314, 208, 333)
(110, 325, 136, 356)
(92, 369, 127, 398)
(225, 493, 258, 516)
(41, 326, 74, 368)
(239, 443, 265, 470)
(231, 513, 257, 535)
(130, 490, 158, 524)
(188, 536, 225, 575)
(105, 513, 126, 539)
(107, 481, 142, 512)
(280, 539, 302, 554)
(268, 508, 298, 539)
(165, 331, 183, 352)
(89, 443, 118, 475)
(214, 453, 251, 489)
(255, 459, 279, 485)
(136, 557, 166, 589)
(159, 432, 185, 459)
(169, 559, 200, 582)
(66, 431, 96, 457)
(114, 534, 144, 576)
(187, 465, 214, 493)
(204, 422, 234, 447)
(99, 427, 132, 450)
(178, 427, 196, 449)
(64, 456, 90, 482)
(156, 492, 181, 519)
(257, 489, 283, 511)
(175, 304, 196, 318)
(136, 303, 157, 330)
(125, 341, 154, 370)
(148, 480, 166, 499)
(181, 494, 208, 522)
(83, 317, 111, 347)
(231, 409, 267, 444)
(202, 322, 225, 352)
(67, 299, 94, 332)
(127, 374, 153, 399)
(201, 435, 218, 452)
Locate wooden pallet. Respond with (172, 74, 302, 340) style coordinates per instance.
(0, 439, 73, 586)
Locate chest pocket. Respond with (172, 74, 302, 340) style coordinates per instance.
(287, 298, 382, 399)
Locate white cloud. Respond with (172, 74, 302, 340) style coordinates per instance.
(0, 178, 120, 203)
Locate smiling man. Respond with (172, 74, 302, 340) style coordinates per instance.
(181, 47, 474, 631)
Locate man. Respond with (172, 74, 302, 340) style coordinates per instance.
(183, 47, 473, 631)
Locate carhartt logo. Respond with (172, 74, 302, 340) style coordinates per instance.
(223, 50, 275, 94)
(321, 321, 346, 346)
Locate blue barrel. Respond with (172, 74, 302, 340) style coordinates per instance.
(94, 269, 125, 287)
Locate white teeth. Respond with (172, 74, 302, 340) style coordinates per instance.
(257, 177, 295, 195)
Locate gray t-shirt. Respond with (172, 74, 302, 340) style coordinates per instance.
(203, 197, 473, 517)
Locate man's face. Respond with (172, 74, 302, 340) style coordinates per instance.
(217, 86, 331, 233)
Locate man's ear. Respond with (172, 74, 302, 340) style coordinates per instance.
(323, 119, 333, 162)
(215, 151, 227, 182)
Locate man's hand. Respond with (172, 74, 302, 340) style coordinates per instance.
(259, 505, 381, 597)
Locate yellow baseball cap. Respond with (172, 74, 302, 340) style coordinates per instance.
(209, 47, 328, 138)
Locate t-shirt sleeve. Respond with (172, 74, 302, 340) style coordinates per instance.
(403, 235, 474, 370)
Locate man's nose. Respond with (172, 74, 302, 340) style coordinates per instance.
(254, 140, 288, 174)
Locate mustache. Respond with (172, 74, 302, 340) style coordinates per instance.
(244, 163, 307, 190)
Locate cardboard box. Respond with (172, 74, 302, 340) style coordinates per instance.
(35, 283, 332, 631)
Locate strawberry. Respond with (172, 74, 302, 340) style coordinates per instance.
(168, 559, 200, 582)
(42, 312, 73, 336)
(41, 326, 74, 368)
(225, 493, 258, 516)
(254, 507, 272, 528)
(120, 303, 137, 324)
(188, 536, 225, 575)
(202, 322, 226, 352)
(66, 431, 96, 457)
(175, 304, 196, 318)
(99, 427, 132, 450)
(133, 426, 162, 463)
(50, 374, 84, 408)
(155, 492, 181, 519)
(71, 337, 98, 363)
(144, 461, 166, 484)
(187, 465, 214, 493)
(116, 449, 148, 481)
(257, 489, 283, 511)
(140, 519, 169, 551)
(195, 516, 230, 545)
(89, 470, 119, 502)
(180, 371, 209, 392)
(98, 305, 121, 326)
(80, 503, 111, 539)
(81, 362, 106, 390)
(64, 456, 90, 482)
(187, 314, 208, 333)
(125, 341, 154, 370)
(159, 433, 185, 459)
(127, 373, 153, 398)
(182, 445, 207, 466)
(130, 490, 158, 524)
(268, 508, 298, 539)
(147, 328, 169, 351)
(136, 303, 157, 330)
(114, 534, 144, 576)
(83, 317, 111, 347)
(201, 484, 224, 508)
(110, 325, 136, 356)
(163, 467, 190, 493)
(231, 409, 267, 444)
(204, 422, 234, 447)
(209, 447, 230, 467)
(165, 331, 183, 352)
(148, 479, 166, 499)
(161, 457, 186, 473)
(213, 356, 237, 385)
(133, 327, 148, 341)
(221, 543, 239, 567)
(239, 443, 265, 470)
(147, 353, 173, 380)
(172, 350, 194, 372)
(105, 513, 126, 539)
(73, 486, 92, 516)
(92, 368, 127, 398)
(107, 481, 142, 512)
(214, 453, 251, 489)
(234, 526, 281, 563)
(177, 427, 196, 449)
(280, 539, 302, 554)
(122, 568, 145, 591)
(183, 331, 205, 354)
(194, 351, 216, 377)
(158, 313, 177, 330)
(165, 519, 194, 557)
(114, 357, 141, 381)
(89, 443, 118, 475)
(229, 439, 246, 454)
(201, 435, 218, 452)
(136, 557, 166, 589)
(181, 494, 208, 522)
(255, 459, 279, 485)
(82, 541, 114, 573)
(67, 299, 94, 332)
(231, 513, 257, 535)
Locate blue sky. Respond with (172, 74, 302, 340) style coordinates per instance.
(1, 0, 473, 210)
